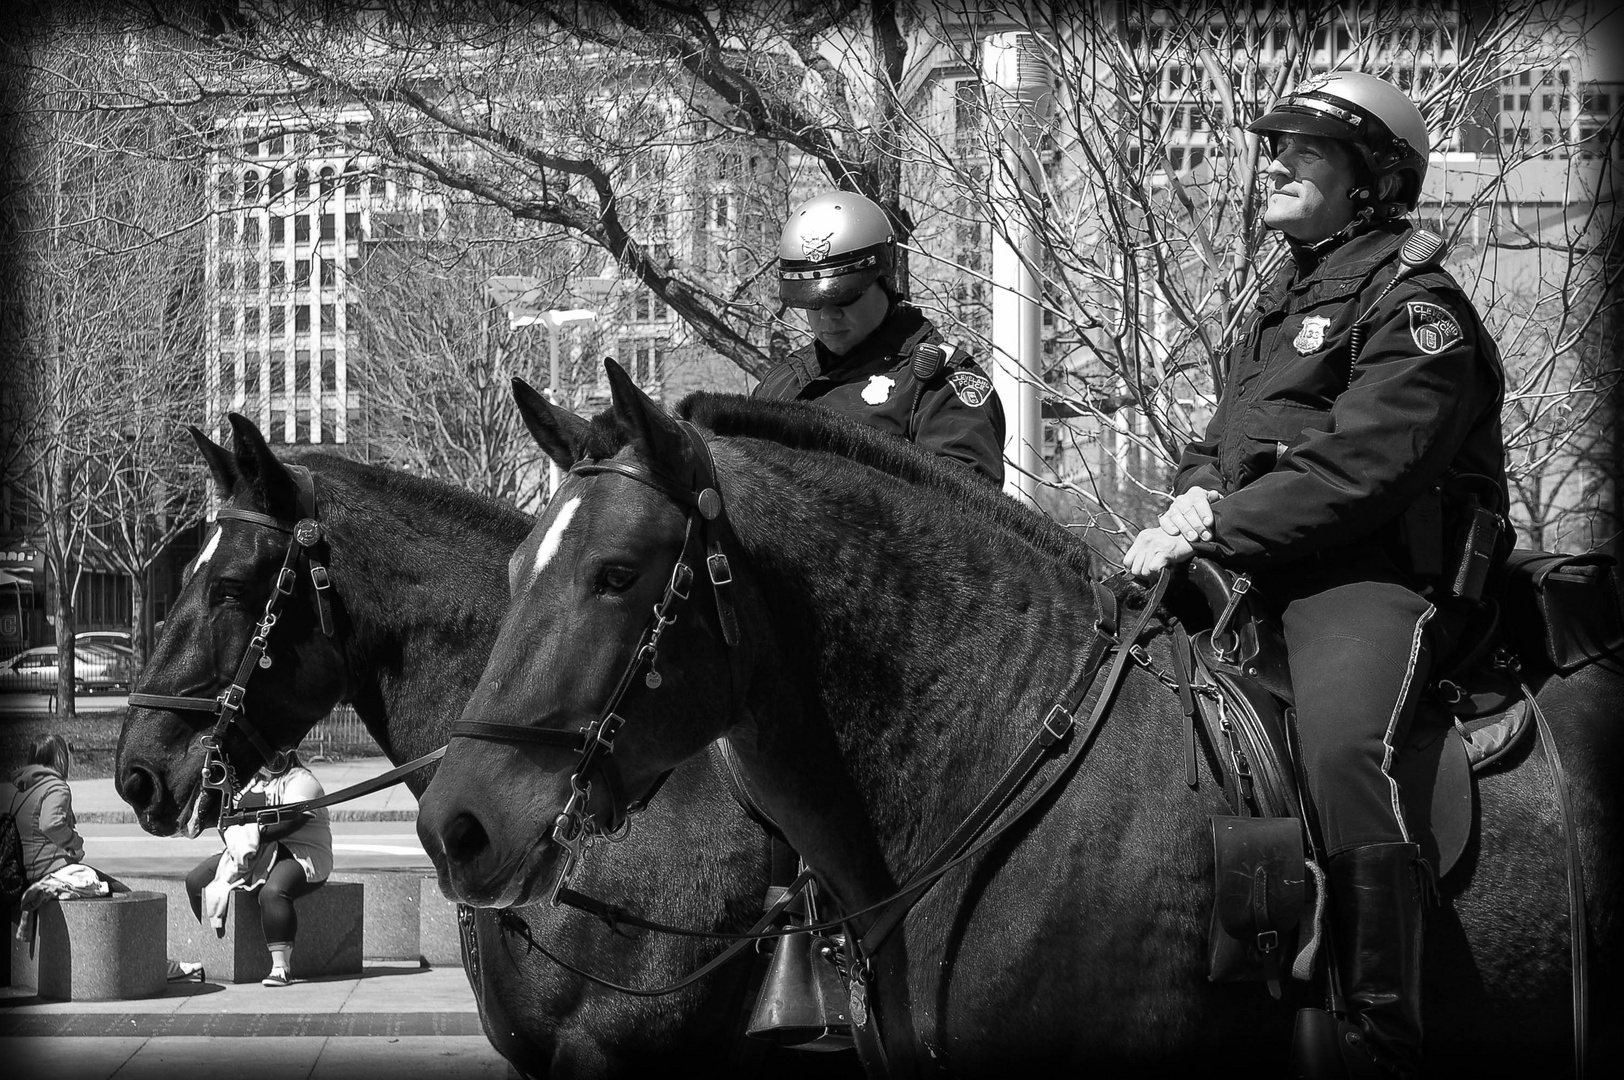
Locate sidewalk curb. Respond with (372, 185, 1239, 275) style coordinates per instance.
(76, 810, 419, 824)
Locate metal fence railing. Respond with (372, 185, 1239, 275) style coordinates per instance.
(297, 705, 382, 762)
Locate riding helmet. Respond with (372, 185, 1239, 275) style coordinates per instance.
(1249, 71, 1430, 217)
(777, 191, 896, 309)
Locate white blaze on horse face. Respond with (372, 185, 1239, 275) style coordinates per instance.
(528, 496, 581, 589)
(193, 527, 223, 571)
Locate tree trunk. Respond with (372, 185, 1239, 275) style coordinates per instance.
(130, 571, 148, 677)
(53, 581, 76, 719)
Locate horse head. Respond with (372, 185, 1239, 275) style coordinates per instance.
(117, 414, 349, 837)
(418, 362, 760, 908)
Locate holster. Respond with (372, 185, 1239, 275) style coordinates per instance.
(746, 880, 854, 1051)
(1207, 815, 1307, 984)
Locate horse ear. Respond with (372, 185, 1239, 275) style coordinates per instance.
(604, 358, 687, 471)
(226, 413, 300, 516)
(511, 377, 591, 470)
(189, 425, 238, 500)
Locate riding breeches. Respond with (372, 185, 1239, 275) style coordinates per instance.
(1271, 574, 1464, 858)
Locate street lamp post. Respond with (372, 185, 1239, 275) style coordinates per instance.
(983, 32, 1055, 507)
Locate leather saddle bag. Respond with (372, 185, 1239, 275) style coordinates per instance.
(1207, 815, 1308, 984)
(1500, 550, 1624, 672)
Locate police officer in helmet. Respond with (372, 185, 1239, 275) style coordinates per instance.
(756, 190, 1006, 486)
(1126, 72, 1509, 1079)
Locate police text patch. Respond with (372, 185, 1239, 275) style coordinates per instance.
(1406, 301, 1463, 355)
(947, 371, 993, 407)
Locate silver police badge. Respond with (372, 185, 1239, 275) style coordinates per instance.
(861, 375, 895, 405)
(1292, 316, 1331, 355)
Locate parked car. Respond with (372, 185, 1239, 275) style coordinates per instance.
(0, 643, 134, 694)
(76, 630, 133, 649)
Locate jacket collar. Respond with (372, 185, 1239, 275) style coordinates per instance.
(805, 302, 927, 381)
(1286, 220, 1406, 287)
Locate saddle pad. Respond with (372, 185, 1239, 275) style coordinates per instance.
(1393, 710, 1472, 878)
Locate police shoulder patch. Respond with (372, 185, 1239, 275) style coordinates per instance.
(1406, 301, 1464, 355)
(946, 371, 993, 407)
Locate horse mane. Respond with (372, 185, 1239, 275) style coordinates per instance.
(286, 450, 531, 545)
(678, 393, 1095, 578)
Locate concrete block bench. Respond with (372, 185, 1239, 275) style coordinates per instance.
(330, 869, 462, 965)
(8, 891, 167, 1000)
(123, 874, 362, 984)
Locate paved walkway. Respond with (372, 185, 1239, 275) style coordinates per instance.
(71, 756, 424, 823)
(1, 961, 511, 1078)
(9, 760, 517, 1076)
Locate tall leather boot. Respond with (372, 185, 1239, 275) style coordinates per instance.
(1291, 842, 1427, 1079)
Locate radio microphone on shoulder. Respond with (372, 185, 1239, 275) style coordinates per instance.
(912, 341, 958, 382)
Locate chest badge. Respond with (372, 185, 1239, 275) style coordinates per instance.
(1293, 316, 1331, 355)
(861, 374, 895, 405)
(947, 371, 993, 407)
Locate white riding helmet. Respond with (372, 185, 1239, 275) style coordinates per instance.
(1249, 71, 1430, 216)
(777, 191, 896, 309)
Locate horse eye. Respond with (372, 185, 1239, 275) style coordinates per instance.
(212, 578, 250, 603)
(597, 566, 638, 594)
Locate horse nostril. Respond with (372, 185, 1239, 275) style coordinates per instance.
(120, 764, 157, 812)
(441, 812, 491, 866)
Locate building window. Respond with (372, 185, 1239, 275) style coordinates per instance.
(345, 303, 361, 328)
(244, 126, 259, 155)
(320, 303, 335, 332)
(218, 261, 235, 289)
(272, 355, 286, 394)
(270, 308, 286, 338)
(219, 305, 233, 335)
(244, 308, 260, 335)
(217, 172, 234, 204)
(296, 350, 311, 392)
(296, 168, 310, 198)
(344, 165, 360, 195)
(319, 259, 336, 288)
(345, 211, 361, 238)
(1502, 94, 1515, 111)
(268, 133, 284, 155)
(321, 349, 335, 389)
(295, 215, 310, 242)
(245, 354, 261, 400)
(295, 306, 310, 332)
(244, 170, 261, 201)
(370, 173, 385, 197)
(218, 352, 233, 392)
(319, 167, 336, 196)
(245, 261, 260, 289)
(1519, 95, 1531, 111)
(321, 214, 336, 241)
(269, 261, 286, 287)
(294, 258, 309, 285)
(243, 218, 260, 245)
(268, 170, 283, 200)
(270, 217, 285, 243)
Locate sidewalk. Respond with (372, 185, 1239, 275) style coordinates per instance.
(72, 757, 424, 824)
(0, 960, 511, 1079)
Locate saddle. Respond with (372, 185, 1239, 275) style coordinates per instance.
(1170, 552, 1624, 986)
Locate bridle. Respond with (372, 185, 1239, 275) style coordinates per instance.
(128, 464, 338, 822)
(448, 420, 746, 904)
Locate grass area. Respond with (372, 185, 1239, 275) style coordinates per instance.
(1, 711, 124, 781)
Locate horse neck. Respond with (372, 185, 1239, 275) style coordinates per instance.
(319, 471, 527, 774)
(727, 453, 1105, 910)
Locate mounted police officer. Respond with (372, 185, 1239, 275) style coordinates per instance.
(1125, 72, 1509, 1079)
(757, 190, 1006, 486)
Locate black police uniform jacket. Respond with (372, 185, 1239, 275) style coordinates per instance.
(754, 302, 1007, 486)
(1174, 220, 1509, 583)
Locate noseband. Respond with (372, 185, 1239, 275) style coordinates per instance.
(128, 464, 336, 820)
(448, 421, 744, 903)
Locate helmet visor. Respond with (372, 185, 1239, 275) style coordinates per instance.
(779, 263, 883, 309)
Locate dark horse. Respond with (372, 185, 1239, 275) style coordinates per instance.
(418, 364, 1622, 1077)
(115, 414, 860, 1079)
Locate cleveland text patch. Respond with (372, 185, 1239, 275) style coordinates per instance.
(947, 371, 993, 407)
(1406, 301, 1463, 355)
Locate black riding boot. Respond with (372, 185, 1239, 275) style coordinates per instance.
(1291, 842, 1426, 1080)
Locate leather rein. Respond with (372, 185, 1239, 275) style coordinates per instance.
(128, 465, 444, 830)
